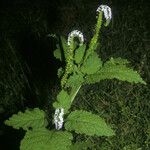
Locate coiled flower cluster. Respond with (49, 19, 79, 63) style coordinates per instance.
(67, 30, 84, 46)
(96, 5, 112, 20)
(61, 30, 84, 87)
(54, 108, 64, 130)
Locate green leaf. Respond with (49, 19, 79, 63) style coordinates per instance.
(20, 128, 73, 150)
(81, 52, 102, 75)
(54, 48, 62, 61)
(65, 110, 115, 137)
(66, 73, 84, 88)
(86, 42, 100, 58)
(108, 57, 129, 65)
(74, 44, 86, 64)
(4, 108, 48, 131)
(53, 36, 68, 61)
(53, 90, 71, 113)
(84, 58, 146, 85)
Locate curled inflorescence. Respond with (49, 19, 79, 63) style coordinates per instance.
(67, 30, 84, 46)
(54, 108, 64, 130)
(96, 5, 112, 20)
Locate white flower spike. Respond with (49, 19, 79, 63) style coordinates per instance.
(96, 5, 112, 20)
(67, 30, 84, 46)
(54, 108, 64, 130)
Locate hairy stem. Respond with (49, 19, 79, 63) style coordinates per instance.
(70, 85, 82, 103)
(83, 11, 103, 63)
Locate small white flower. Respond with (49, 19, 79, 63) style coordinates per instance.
(96, 5, 112, 20)
(67, 30, 84, 46)
(54, 108, 64, 130)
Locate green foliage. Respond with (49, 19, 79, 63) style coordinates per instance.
(53, 90, 71, 113)
(54, 48, 62, 61)
(4, 3, 147, 150)
(81, 52, 102, 75)
(74, 44, 86, 64)
(85, 12, 102, 59)
(53, 36, 68, 62)
(65, 110, 115, 136)
(66, 73, 84, 88)
(84, 57, 146, 85)
(108, 57, 129, 65)
(20, 128, 73, 150)
(61, 35, 74, 87)
(95, 11, 103, 35)
(5, 108, 48, 130)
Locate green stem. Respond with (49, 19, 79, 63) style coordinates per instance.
(83, 11, 103, 63)
(70, 85, 82, 103)
(61, 40, 75, 88)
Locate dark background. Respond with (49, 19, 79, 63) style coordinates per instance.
(0, 0, 149, 149)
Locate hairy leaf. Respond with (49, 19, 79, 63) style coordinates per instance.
(65, 110, 115, 136)
(84, 58, 146, 85)
(5, 108, 48, 130)
(107, 57, 129, 65)
(66, 73, 84, 88)
(86, 42, 100, 58)
(81, 52, 102, 75)
(53, 90, 71, 113)
(20, 128, 73, 150)
(74, 44, 86, 64)
(53, 48, 62, 61)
